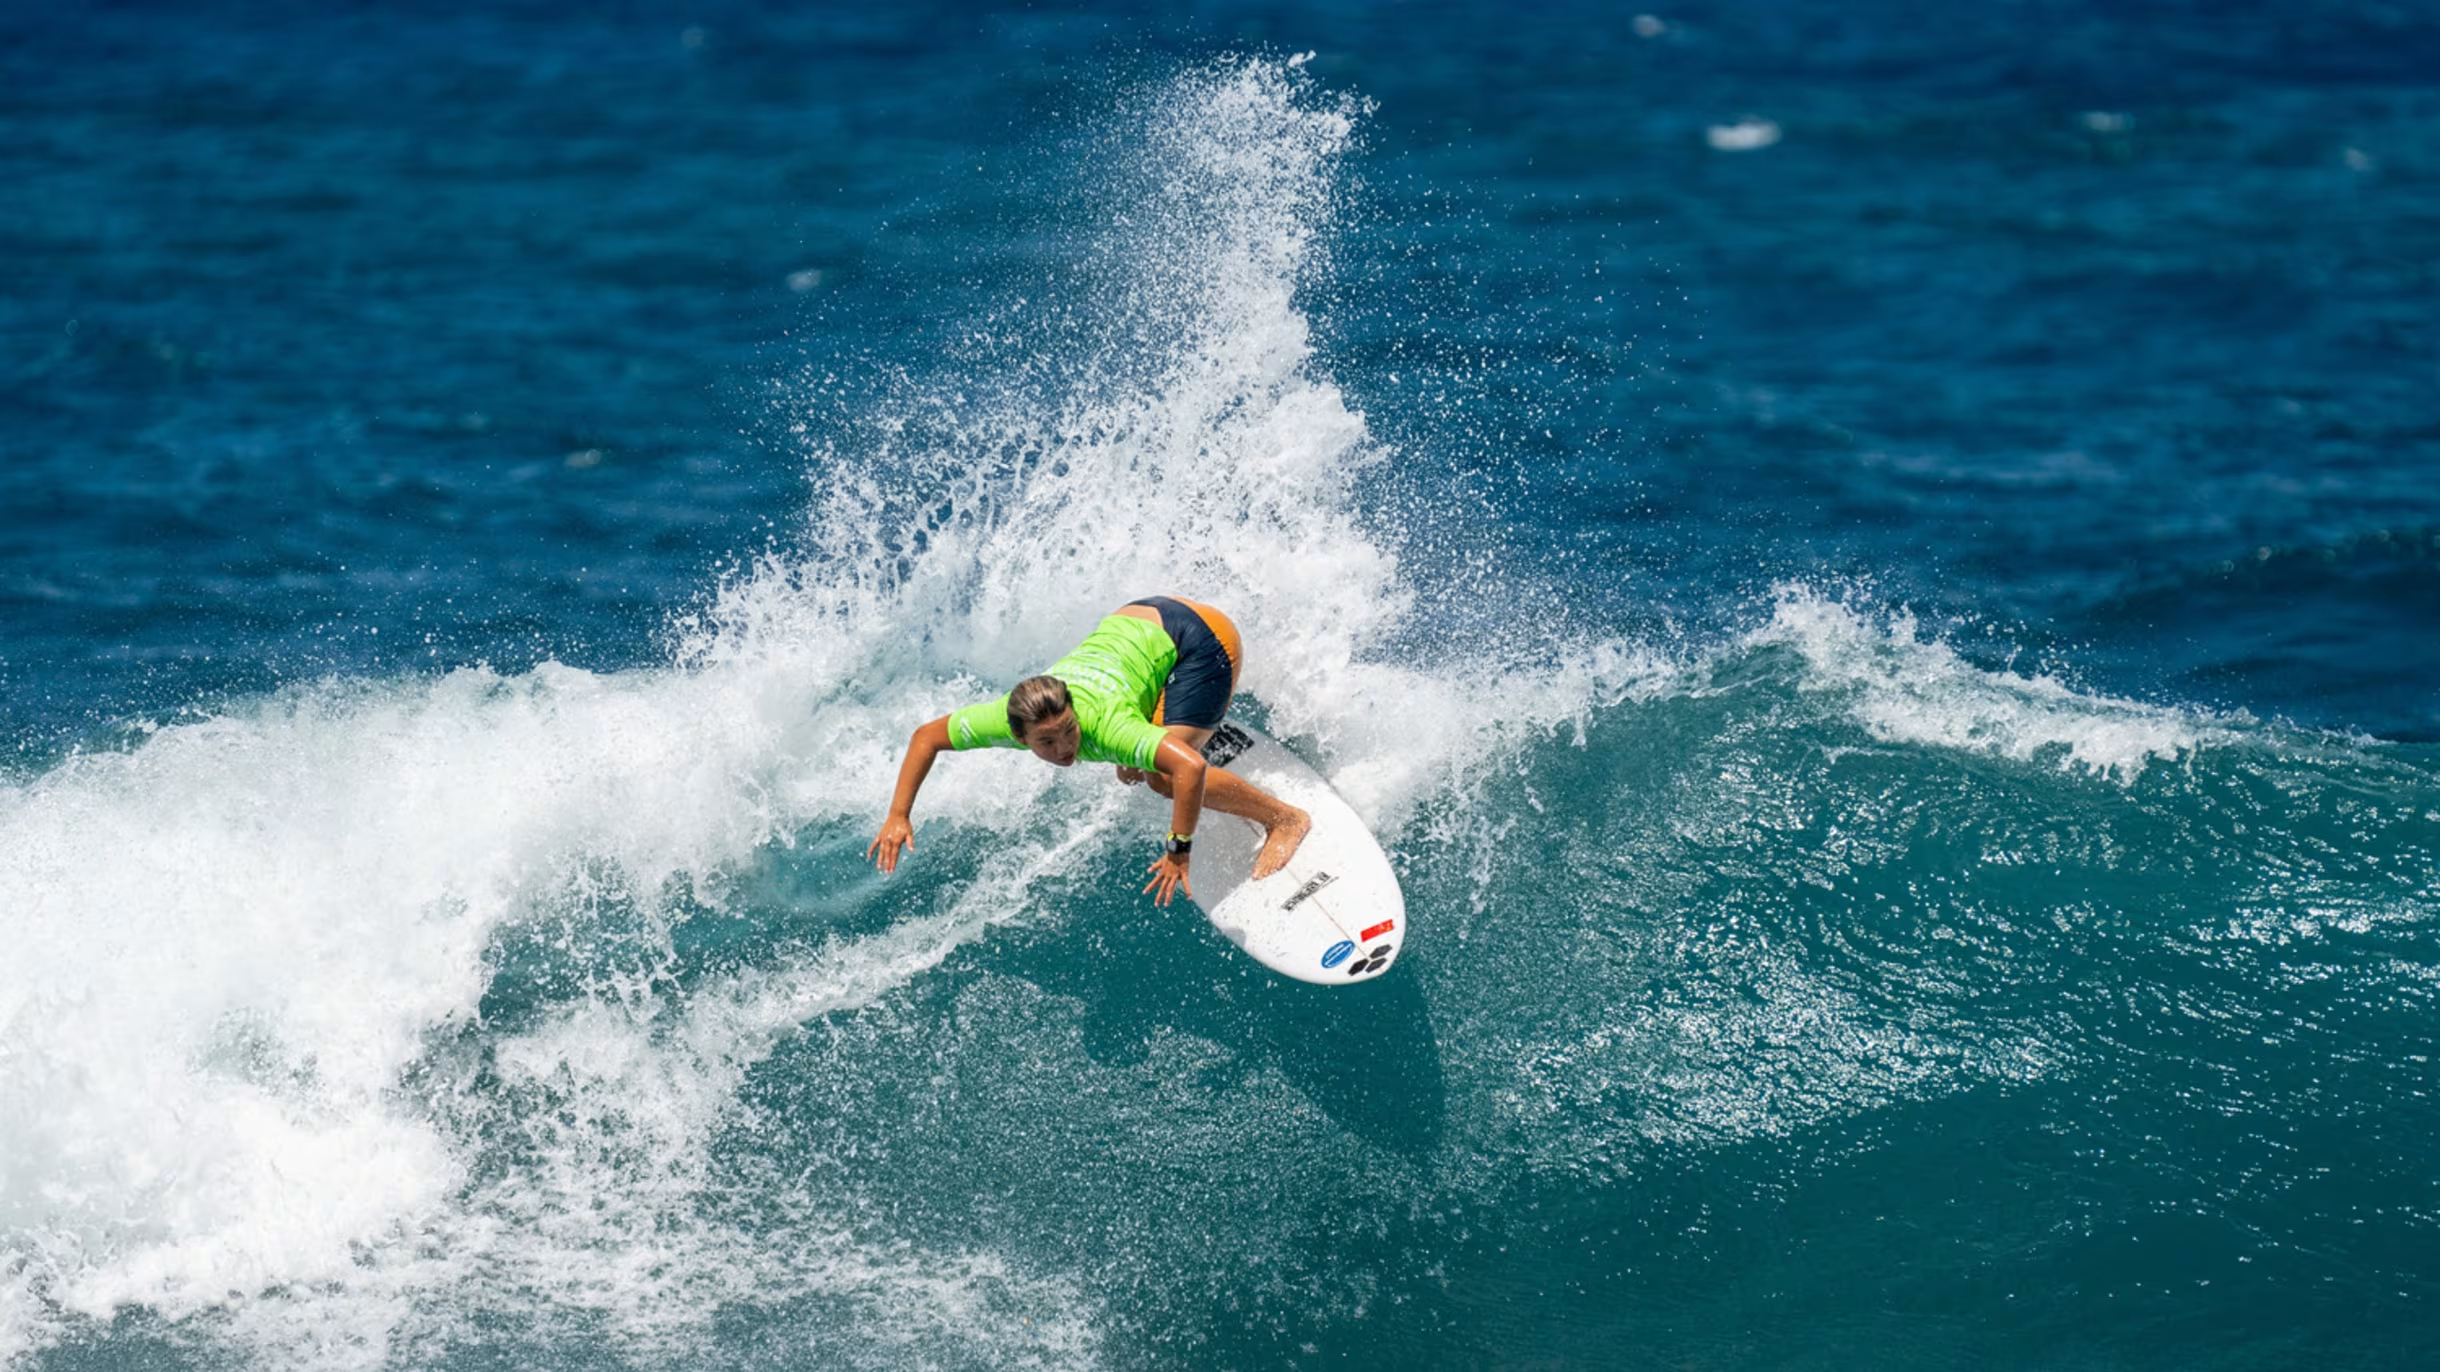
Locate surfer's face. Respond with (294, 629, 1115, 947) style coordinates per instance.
(1022, 711, 1081, 767)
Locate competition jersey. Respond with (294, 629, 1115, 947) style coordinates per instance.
(945, 614, 1176, 769)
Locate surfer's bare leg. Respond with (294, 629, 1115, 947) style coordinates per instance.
(1133, 725, 1311, 878)
(1200, 769, 1314, 879)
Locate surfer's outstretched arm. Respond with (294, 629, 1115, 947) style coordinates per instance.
(1134, 725, 1312, 881)
(1141, 735, 1208, 906)
(869, 715, 952, 874)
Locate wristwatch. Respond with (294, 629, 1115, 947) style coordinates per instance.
(1165, 832, 1194, 857)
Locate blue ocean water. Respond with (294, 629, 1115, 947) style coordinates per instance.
(4, 2, 2437, 1368)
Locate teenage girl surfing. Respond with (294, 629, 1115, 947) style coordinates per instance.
(866, 597, 1311, 905)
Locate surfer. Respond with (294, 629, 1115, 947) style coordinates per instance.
(866, 597, 1311, 905)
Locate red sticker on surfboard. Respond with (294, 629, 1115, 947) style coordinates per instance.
(1360, 919, 1395, 941)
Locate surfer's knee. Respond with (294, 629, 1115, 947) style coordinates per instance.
(1144, 771, 1176, 798)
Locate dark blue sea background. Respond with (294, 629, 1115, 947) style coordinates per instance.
(4, 2, 2437, 1368)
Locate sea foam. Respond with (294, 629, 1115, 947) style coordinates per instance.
(0, 59, 1628, 1367)
(1757, 586, 2219, 780)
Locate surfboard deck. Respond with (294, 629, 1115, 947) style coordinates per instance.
(1152, 722, 1404, 985)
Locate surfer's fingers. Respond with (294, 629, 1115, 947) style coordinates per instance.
(868, 822, 910, 867)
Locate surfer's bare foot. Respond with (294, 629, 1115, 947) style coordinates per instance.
(1252, 806, 1311, 880)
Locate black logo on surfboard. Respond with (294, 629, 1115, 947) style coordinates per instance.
(1201, 722, 1255, 768)
(1346, 943, 1393, 977)
(1279, 872, 1336, 912)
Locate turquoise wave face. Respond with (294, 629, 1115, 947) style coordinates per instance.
(4, 5, 2438, 1369)
(17, 606, 2424, 1369)
(723, 659, 2440, 1370)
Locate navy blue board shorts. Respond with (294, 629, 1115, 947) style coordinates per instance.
(1129, 597, 1242, 731)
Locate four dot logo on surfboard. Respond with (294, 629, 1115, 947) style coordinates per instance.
(1318, 918, 1397, 977)
(1341, 941, 1394, 977)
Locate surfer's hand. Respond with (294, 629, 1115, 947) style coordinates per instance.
(867, 815, 915, 874)
(1142, 852, 1192, 907)
(1116, 767, 1147, 786)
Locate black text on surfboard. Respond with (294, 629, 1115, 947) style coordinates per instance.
(1279, 872, 1336, 912)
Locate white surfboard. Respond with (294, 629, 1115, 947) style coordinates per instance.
(1155, 723, 1405, 985)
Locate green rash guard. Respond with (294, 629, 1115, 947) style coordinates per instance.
(946, 614, 1178, 769)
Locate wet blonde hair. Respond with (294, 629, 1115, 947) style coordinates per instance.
(1007, 675, 1073, 742)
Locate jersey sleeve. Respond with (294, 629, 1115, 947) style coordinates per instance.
(1085, 713, 1171, 771)
(945, 695, 1021, 751)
